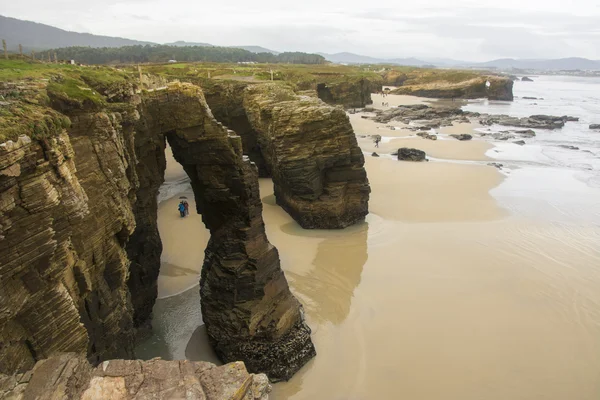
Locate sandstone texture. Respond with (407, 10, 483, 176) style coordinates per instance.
(1, 77, 315, 382)
(315, 78, 381, 108)
(1, 109, 138, 373)
(389, 75, 513, 101)
(140, 83, 316, 381)
(0, 353, 271, 400)
(243, 83, 370, 229)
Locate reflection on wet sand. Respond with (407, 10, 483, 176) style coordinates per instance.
(282, 221, 369, 325)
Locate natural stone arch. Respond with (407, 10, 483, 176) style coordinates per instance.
(129, 83, 315, 381)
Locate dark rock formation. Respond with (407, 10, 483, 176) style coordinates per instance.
(513, 140, 526, 146)
(0, 353, 271, 399)
(514, 129, 536, 137)
(590, 124, 600, 130)
(417, 132, 438, 140)
(373, 104, 464, 125)
(450, 134, 473, 141)
(479, 114, 576, 130)
(195, 79, 271, 177)
(557, 145, 579, 150)
(397, 148, 427, 162)
(486, 77, 514, 101)
(1, 81, 316, 381)
(371, 152, 380, 157)
(389, 76, 513, 101)
(243, 83, 370, 229)
(521, 76, 534, 82)
(316, 78, 381, 108)
(133, 83, 317, 381)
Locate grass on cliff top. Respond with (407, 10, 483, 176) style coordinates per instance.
(0, 58, 138, 142)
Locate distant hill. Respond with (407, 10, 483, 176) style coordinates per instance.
(318, 52, 449, 67)
(233, 46, 279, 55)
(0, 15, 153, 51)
(161, 42, 279, 55)
(164, 40, 212, 47)
(476, 57, 600, 71)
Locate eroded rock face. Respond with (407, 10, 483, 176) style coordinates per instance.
(390, 76, 514, 101)
(487, 77, 514, 101)
(0, 353, 271, 400)
(1, 81, 315, 382)
(137, 83, 316, 381)
(243, 83, 370, 229)
(316, 79, 381, 108)
(0, 112, 138, 373)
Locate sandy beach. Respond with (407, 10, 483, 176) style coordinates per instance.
(145, 93, 600, 400)
(156, 145, 210, 299)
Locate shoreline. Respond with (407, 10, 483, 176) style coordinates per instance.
(148, 90, 600, 400)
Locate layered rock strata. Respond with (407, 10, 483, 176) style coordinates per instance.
(1, 112, 138, 373)
(0, 353, 271, 399)
(390, 76, 514, 101)
(1, 80, 315, 381)
(140, 84, 316, 381)
(243, 84, 370, 229)
(315, 79, 381, 108)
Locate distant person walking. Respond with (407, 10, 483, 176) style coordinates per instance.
(178, 201, 186, 218)
(374, 135, 381, 148)
(183, 200, 189, 216)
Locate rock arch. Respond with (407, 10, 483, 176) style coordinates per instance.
(129, 83, 315, 381)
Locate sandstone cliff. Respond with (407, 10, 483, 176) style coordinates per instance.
(1, 69, 315, 382)
(243, 84, 370, 229)
(315, 78, 381, 108)
(187, 79, 371, 229)
(383, 69, 514, 101)
(0, 353, 271, 399)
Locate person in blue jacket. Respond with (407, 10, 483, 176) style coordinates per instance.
(178, 201, 186, 217)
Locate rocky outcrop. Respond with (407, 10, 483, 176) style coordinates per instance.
(479, 114, 577, 130)
(389, 75, 513, 101)
(195, 80, 271, 177)
(243, 83, 370, 229)
(138, 84, 315, 381)
(316, 78, 381, 108)
(486, 77, 514, 101)
(0, 353, 271, 399)
(397, 148, 427, 162)
(521, 76, 534, 82)
(373, 104, 468, 129)
(1, 111, 138, 374)
(590, 124, 600, 130)
(417, 132, 438, 140)
(1, 79, 315, 381)
(450, 134, 472, 141)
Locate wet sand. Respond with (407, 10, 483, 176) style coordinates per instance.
(157, 145, 210, 298)
(146, 94, 600, 400)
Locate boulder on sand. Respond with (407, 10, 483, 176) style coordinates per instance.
(521, 77, 534, 82)
(450, 134, 472, 141)
(590, 124, 600, 130)
(397, 148, 427, 162)
(372, 152, 380, 157)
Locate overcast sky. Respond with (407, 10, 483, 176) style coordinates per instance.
(3, 0, 600, 61)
